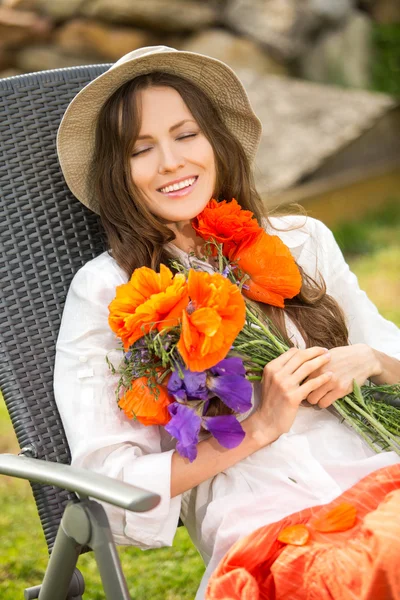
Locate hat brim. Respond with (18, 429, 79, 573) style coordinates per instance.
(57, 50, 262, 213)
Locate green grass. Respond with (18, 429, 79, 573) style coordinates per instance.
(1, 199, 399, 597)
(332, 198, 400, 325)
(371, 23, 400, 97)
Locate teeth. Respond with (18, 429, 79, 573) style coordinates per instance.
(160, 177, 196, 193)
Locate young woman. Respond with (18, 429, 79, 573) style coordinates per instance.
(55, 46, 400, 598)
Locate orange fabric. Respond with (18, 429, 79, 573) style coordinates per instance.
(108, 264, 189, 350)
(229, 231, 302, 309)
(177, 269, 246, 372)
(118, 376, 172, 426)
(206, 464, 400, 600)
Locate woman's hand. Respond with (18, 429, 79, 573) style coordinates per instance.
(255, 346, 333, 441)
(305, 343, 381, 409)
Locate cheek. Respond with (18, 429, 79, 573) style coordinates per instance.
(130, 160, 152, 191)
(196, 139, 216, 177)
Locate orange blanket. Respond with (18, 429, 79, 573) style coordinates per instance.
(206, 463, 400, 600)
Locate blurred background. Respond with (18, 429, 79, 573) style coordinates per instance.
(1, 0, 399, 598)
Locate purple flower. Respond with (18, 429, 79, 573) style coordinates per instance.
(165, 402, 201, 462)
(165, 357, 252, 461)
(167, 368, 208, 401)
(209, 357, 246, 377)
(203, 415, 245, 448)
(207, 357, 252, 413)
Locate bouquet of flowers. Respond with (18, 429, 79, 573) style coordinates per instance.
(107, 199, 400, 461)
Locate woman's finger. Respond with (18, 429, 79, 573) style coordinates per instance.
(307, 380, 333, 405)
(296, 371, 333, 402)
(263, 347, 298, 373)
(280, 346, 330, 376)
(292, 352, 331, 384)
(318, 391, 340, 409)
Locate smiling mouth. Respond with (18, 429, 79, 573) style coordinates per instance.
(158, 176, 198, 195)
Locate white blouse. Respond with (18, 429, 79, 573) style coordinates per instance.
(53, 215, 400, 596)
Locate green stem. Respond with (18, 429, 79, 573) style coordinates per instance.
(157, 369, 172, 384)
(235, 340, 278, 350)
(334, 400, 382, 454)
(343, 394, 400, 455)
(245, 308, 288, 354)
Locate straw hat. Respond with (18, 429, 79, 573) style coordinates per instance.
(57, 45, 262, 214)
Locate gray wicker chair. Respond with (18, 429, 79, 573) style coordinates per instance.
(0, 66, 160, 600)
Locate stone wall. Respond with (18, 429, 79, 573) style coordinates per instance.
(0, 0, 399, 90)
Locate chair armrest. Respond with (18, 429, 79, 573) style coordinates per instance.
(0, 453, 160, 512)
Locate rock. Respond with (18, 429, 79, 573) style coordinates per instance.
(180, 29, 288, 77)
(306, 0, 355, 24)
(82, 0, 218, 32)
(0, 67, 24, 78)
(33, 0, 86, 21)
(371, 0, 400, 24)
(0, 5, 52, 48)
(236, 70, 396, 195)
(223, 0, 318, 60)
(54, 19, 151, 61)
(1, 0, 40, 9)
(0, 48, 14, 71)
(299, 11, 373, 89)
(14, 45, 99, 72)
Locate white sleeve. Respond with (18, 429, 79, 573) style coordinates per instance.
(53, 259, 181, 549)
(310, 219, 400, 360)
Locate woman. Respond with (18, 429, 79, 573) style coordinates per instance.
(55, 46, 400, 598)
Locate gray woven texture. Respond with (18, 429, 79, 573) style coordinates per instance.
(0, 65, 110, 552)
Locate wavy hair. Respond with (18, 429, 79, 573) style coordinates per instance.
(90, 71, 348, 391)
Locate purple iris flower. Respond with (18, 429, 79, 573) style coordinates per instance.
(208, 357, 252, 414)
(203, 415, 245, 448)
(165, 357, 252, 461)
(167, 367, 208, 401)
(165, 403, 201, 462)
(165, 403, 245, 462)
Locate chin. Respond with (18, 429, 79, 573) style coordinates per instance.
(161, 198, 212, 223)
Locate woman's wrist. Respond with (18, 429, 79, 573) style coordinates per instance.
(242, 412, 280, 450)
(362, 344, 383, 378)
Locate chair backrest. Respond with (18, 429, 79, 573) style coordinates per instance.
(0, 64, 111, 552)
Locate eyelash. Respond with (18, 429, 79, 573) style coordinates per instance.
(132, 133, 198, 157)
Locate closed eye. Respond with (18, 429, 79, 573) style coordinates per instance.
(132, 133, 198, 157)
(178, 133, 197, 140)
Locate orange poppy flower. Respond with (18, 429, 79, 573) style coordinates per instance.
(108, 264, 189, 350)
(177, 269, 246, 372)
(229, 231, 302, 308)
(118, 376, 172, 426)
(192, 198, 262, 254)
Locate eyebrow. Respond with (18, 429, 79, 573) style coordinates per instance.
(136, 119, 197, 140)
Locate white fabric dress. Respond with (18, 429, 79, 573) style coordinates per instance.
(53, 215, 400, 598)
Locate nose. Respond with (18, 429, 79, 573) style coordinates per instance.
(158, 141, 185, 174)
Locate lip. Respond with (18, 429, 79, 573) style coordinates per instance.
(157, 176, 199, 197)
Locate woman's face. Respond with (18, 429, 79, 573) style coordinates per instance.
(130, 86, 216, 226)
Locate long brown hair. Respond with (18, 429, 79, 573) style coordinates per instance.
(91, 72, 348, 414)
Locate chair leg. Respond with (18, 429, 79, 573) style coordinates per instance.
(25, 499, 131, 600)
(82, 500, 131, 600)
(36, 503, 84, 600)
(24, 568, 84, 600)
